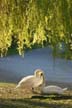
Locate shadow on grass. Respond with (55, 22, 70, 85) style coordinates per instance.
(31, 94, 72, 100)
(0, 94, 72, 108)
(0, 99, 49, 108)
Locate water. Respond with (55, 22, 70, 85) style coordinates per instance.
(0, 47, 72, 83)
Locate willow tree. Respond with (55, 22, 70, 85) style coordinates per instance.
(0, 0, 72, 59)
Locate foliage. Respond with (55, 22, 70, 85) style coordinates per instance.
(0, 0, 72, 59)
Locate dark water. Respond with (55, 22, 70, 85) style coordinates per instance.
(0, 47, 72, 83)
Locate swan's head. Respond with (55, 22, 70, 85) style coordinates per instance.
(34, 69, 44, 77)
(34, 69, 45, 85)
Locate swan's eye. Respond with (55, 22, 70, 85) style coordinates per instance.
(40, 73, 43, 77)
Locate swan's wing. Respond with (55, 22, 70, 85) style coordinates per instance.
(16, 75, 34, 88)
(45, 86, 68, 92)
(62, 88, 68, 91)
(16, 75, 44, 89)
(19, 75, 34, 84)
(19, 77, 43, 88)
(42, 85, 64, 94)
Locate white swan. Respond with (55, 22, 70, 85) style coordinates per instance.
(41, 85, 67, 94)
(15, 69, 45, 92)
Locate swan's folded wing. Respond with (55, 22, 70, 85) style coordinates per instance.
(16, 75, 34, 88)
(42, 85, 67, 94)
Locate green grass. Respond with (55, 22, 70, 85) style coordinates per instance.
(0, 82, 72, 108)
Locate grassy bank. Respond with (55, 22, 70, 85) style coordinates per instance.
(0, 82, 72, 108)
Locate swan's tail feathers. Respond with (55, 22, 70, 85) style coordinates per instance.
(63, 88, 68, 91)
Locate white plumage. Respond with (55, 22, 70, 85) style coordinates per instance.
(15, 69, 68, 94)
(15, 69, 45, 91)
(41, 85, 67, 94)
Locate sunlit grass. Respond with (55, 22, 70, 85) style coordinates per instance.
(0, 82, 72, 108)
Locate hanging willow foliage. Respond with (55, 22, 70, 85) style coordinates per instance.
(0, 0, 72, 59)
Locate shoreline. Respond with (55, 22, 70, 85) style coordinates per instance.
(0, 80, 72, 90)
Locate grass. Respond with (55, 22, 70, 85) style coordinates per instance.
(0, 82, 72, 108)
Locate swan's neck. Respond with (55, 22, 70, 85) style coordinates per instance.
(41, 74, 46, 88)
